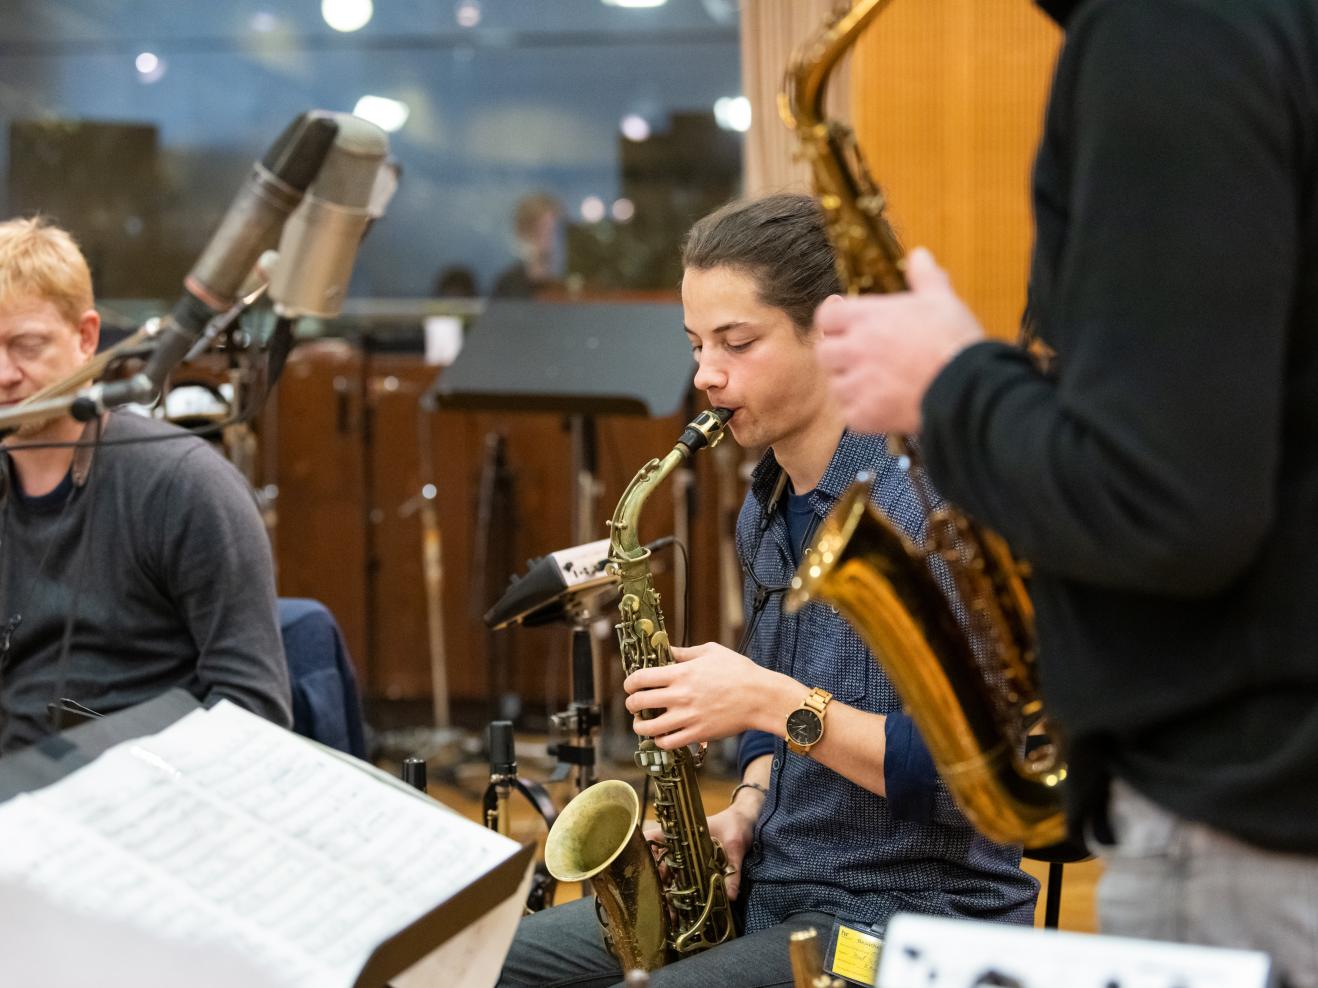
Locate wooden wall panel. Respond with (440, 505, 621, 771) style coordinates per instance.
(850, 2, 1061, 339)
(274, 343, 369, 669)
(272, 342, 739, 720)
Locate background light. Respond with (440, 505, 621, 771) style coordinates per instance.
(713, 95, 752, 133)
(322, 0, 373, 33)
(611, 198, 635, 222)
(455, 1, 482, 27)
(353, 95, 410, 133)
(580, 196, 606, 223)
(601, 0, 668, 7)
(249, 11, 279, 33)
(620, 114, 651, 142)
(135, 51, 167, 83)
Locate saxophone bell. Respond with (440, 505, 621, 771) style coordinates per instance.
(787, 480, 1066, 848)
(544, 779, 669, 972)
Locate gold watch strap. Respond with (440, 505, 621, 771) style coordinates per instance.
(786, 687, 834, 755)
(803, 687, 832, 715)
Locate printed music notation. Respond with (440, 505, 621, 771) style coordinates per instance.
(878, 914, 1272, 988)
(0, 702, 523, 988)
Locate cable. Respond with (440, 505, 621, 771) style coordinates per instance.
(1, 312, 290, 454)
(47, 415, 103, 733)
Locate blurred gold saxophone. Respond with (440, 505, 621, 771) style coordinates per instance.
(780, 0, 1066, 848)
(544, 408, 737, 971)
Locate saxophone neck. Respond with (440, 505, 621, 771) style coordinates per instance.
(783, 0, 896, 130)
(607, 409, 731, 560)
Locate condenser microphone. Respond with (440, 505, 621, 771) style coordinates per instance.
(94, 111, 339, 408)
(268, 113, 394, 318)
(186, 111, 339, 311)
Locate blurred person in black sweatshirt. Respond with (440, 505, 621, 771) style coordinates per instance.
(814, 2, 1318, 983)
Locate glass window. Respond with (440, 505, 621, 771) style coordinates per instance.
(0, 0, 743, 301)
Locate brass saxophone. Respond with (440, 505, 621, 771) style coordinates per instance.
(780, 0, 1067, 848)
(544, 408, 738, 971)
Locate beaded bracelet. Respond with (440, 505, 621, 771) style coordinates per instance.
(729, 781, 768, 805)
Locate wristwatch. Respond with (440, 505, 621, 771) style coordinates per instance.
(785, 687, 832, 755)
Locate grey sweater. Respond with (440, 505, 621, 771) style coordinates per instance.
(0, 412, 291, 753)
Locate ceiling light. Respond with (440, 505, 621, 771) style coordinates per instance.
(353, 95, 410, 133)
(455, 1, 482, 27)
(322, 0, 373, 33)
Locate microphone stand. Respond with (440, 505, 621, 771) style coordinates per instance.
(0, 290, 271, 441)
(547, 626, 602, 794)
(22, 320, 162, 404)
(482, 720, 559, 911)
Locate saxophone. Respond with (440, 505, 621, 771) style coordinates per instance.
(780, 0, 1067, 848)
(544, 408, 737, 971)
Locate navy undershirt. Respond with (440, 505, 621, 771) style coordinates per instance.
(782, 486, 817, 566)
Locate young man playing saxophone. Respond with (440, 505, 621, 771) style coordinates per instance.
(497, 194, 1037, 988)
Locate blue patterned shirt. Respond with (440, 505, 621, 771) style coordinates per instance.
(735, 430, 1039, 934)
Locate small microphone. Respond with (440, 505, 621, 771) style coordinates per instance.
(268, 113, 394, 319)
(94, 111, 338, 408)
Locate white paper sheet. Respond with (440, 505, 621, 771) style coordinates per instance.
(879, 913, 1273, 988)
(0, 701, 523, 988)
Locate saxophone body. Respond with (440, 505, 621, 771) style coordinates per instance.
(544, 408, 737, 971)
(781, 0, 1067, 848)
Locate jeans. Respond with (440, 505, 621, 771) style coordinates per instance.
(1099, 780, 1318, 988)
(496, 897, 838, 988)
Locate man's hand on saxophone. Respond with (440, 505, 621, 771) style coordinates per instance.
(815, 247, 984, 436)
(641, 765, 764, 903)
(626, 640, 895, 800)
(624, 642, 793, 750)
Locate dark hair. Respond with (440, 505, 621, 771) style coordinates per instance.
(681, 193, 841, 334)
(433, 264, 478, 297)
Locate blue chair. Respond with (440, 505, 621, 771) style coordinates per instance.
(278, 598, 368, 759)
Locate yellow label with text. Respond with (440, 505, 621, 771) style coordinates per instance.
(829, 924, 883, 985)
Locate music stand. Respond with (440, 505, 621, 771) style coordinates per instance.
(425, 300, 695, 758)
(424, 299, 693, 419)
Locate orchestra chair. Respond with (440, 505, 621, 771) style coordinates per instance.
(1024, 832, 1092, 930)
(1021, 735, 1092, 929)
(278, 597, 368, 759)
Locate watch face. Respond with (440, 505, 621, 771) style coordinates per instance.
(786, 708, 823, 747)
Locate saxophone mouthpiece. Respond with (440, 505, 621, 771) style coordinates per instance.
(676, 407, 733, 454)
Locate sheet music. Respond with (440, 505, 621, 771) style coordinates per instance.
(879, 914, 1273, 988)
(0, 701, 521, 988)
(0, 873, 283, 988)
